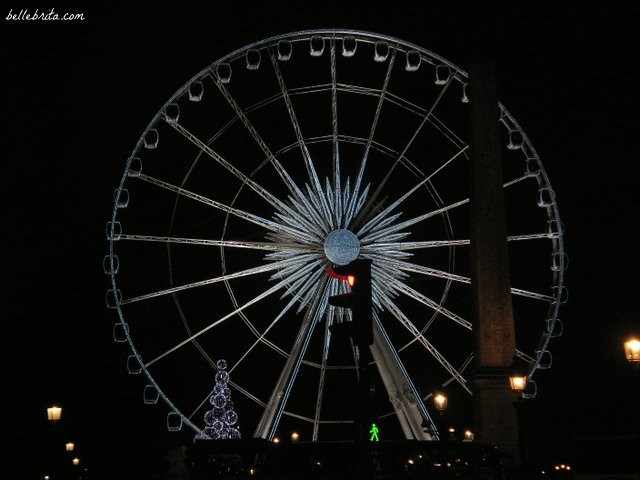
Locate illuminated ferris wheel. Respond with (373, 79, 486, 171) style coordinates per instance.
(104, 30, 566, 441)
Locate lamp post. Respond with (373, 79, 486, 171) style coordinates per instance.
(45, 406, 63, 480)
(624, 337, 640, 368)
(509, 369, 529, 475)
(427, 391, 450, 440)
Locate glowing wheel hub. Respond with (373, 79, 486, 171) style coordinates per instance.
(324, 229, 360, 265)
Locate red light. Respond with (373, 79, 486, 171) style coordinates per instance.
(326, 267, 356, 288)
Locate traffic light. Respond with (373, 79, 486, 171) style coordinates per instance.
(327, 258, 373, 345)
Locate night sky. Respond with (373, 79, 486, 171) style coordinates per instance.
(3, 2, 639, 479)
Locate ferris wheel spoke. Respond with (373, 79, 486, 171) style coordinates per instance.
(273, 180, 332, 239)
(376, 292, 471, 394)
(136, 172, 316, 243)
(504, 171, 542, 188)
(381, 256, 554, 302)
(237, 261, 323, 358)
(427, 113, 468, 151)
(232, 285, 313, 373)
(359, 153, 528, 243)
(282, 267, 328, 313)
(269, 185, 329, 239)
(395, 260, 470, 284)
(441, 353, 474, 390)
(167, 119, 291, 215)
(268, 51, 334, 225)
(366, 239, 470, 252)
(510, 288, 554, 302)
(508, 232, 562, 241)
(169, 116, 328, 237)
(255, 291, 325, 439)
(345, 49, 397, 228)
(228, 380, 268, 409)
(365, 232, 560, 254)
(212, 71, 326, 226)
(312, 301, 335, 440)
(515, 350, 536, 366)
(356, 76, 454, 229)
(357, 146, 469, 238)
(144, 261, 321, 369)
(121, 259, 294, 305)
(116, 233, 314, 253)
(360, 197, 470, 244)
(330, 39, 344, 228)
(389, 276, 472, 330)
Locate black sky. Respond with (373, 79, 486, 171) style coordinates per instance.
(3, 1, 639, 478)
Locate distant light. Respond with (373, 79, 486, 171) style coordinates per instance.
(290, 432, 299, 442)
(72, 457, 80, 466)
(47, 406, 62, 422)
(624, 338, 640, 364)
(433, 392, 448, 412)
(463, 429, 474, 442)
(272, 436, 280, 444)
(65, 442, 75, 452)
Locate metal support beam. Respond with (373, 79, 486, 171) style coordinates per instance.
(370, 319, 437, 440)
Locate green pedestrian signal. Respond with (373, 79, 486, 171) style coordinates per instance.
(369, 422, 380, 442)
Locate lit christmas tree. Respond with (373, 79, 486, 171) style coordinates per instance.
(194, 359, 241, 441)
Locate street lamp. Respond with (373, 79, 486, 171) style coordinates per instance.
(433, 392, 448, 413)
(47, 406, 62, 423)
(624, 337, 640, 368)
(65, 442, 75, 452)
(509, 358, 528, 395)
(509, 373, 527, 394)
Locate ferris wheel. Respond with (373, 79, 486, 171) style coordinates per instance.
(104, 30, 566, 442)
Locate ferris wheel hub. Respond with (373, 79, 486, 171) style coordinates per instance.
(324, 229, 360, 265)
